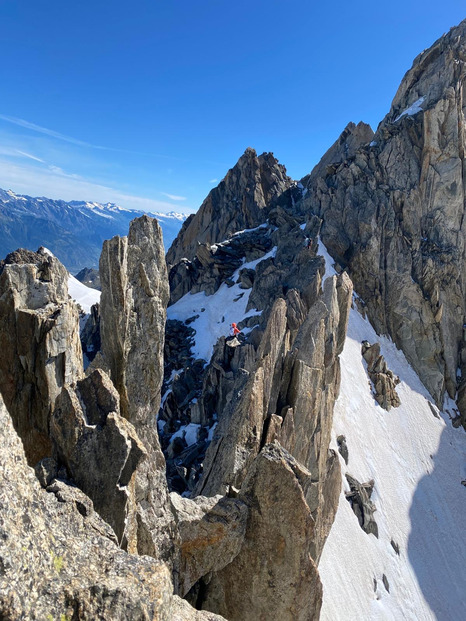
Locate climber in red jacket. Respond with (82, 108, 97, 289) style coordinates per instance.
(230, 322, 241, 337)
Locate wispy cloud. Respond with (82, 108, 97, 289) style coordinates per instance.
(0, 114, 103, 149)
(15, 149, 46, 163)
(209, 178, 218, 183)
(161, 192, 186, 201)
(0, 158, 196, 214)
(0, 114, 187, 162)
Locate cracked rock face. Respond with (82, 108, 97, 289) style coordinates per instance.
(97, 215, 175, 559)
(0, 392, 222, 621)
(50, 369, 146, 544)
(0, 247, 83, 465)
(299, 21, 466, 427)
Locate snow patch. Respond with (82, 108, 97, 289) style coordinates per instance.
(167, 248, 277, 361)
(171, 423, 201, 447)
(231, 222, 269, 237)
(68, 275, 101, 315)
(394, 96, 425, 122)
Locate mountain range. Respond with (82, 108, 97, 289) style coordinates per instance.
(0, 188, 186, 273)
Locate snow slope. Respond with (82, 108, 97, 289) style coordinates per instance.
(167, 248, 276, 361)
(68, 274, 100, 314)
(319, 246, 466, 621)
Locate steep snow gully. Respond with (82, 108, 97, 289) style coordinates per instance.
(318, 243, 466, 621)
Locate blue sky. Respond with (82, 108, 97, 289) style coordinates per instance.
(0, 1, 464, 213)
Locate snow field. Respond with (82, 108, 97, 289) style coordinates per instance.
(318, 246, 466, 621)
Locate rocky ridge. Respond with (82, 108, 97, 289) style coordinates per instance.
(166, 148, 293, 267)
(0, 210, 343, 620)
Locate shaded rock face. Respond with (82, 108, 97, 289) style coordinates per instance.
(362, 341, 401, 410)
(195, 444, 323, 621)
(0, 392, 225, 621)
(169, 223, 275, 304)
(166, 147, 293, 266)
(81, 301, 101, 364)
(74, 266, 101, 290)
(299, 21, 466, 427)
(0, 247, 82, 465)
(50, 369, 146, 544)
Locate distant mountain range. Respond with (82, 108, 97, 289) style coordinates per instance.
(0, 188, 186, 273)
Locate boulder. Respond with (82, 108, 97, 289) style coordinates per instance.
(197, 444, 322, 621)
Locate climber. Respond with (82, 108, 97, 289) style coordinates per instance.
(227, 322, 243, 348)
(230, 322, 241, 337)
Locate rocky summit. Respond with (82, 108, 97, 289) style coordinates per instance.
(1, 18, 465, 621)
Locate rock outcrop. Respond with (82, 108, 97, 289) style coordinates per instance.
(345, 474, 379, 538)
(166, 148, 293, 266)
(0, 247, 82, 465)
(301, 121, 374, 185)
(164, 170, 353, 617)
(0, 391, 224, 621)
(97, 215, 175, 559)
(361, 341, 401, 410)
(298, 21, 466, 427)
(50, 369, 146, 544)
(170, 493, 248, 598)
(196, 444, 323, 621)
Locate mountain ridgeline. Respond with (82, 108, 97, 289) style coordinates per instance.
(0, 188, 186, 273)
(0, 19, 465, 621)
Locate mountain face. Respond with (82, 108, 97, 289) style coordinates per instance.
(297, 19, 466, 428)
(0, 188, 186, 273)
(0, 19, 465, 621)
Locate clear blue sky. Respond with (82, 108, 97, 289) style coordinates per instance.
(0, 1, 464, 213)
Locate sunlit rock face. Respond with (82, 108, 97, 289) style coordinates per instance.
(166, 147, 293, 267)
(97, 215, 176, 558)
(299, 20, 466, 427)
(0, 247, 83, 465)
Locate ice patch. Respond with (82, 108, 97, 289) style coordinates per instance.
(394, 96, 425, 122)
